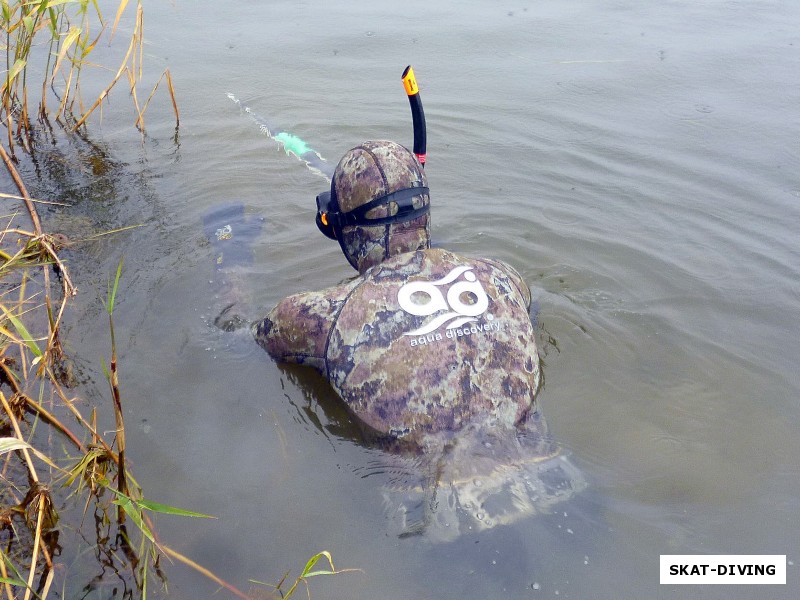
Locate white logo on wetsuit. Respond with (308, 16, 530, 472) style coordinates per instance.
(397, 266, 490, 336)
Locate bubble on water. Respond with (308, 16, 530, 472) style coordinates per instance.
(475, 512, 485, 521)
(584, 555, 589, 565)
(532, 582, 540, 590)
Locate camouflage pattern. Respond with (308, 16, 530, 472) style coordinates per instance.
(332, 140, 430, 273)
(252, 280, 360, 373)
(252, 247, 585, 539)
(254, 248, 540, 443)
(381, 415, 586, 542)
(326, 249, 539, 443)
(251, 141, 585, 540)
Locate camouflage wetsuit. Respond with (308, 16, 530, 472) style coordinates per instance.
(249, 141, 582, 539)
(252, 247, 540, 446)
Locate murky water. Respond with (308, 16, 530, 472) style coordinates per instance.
(7, 0, 799, 597)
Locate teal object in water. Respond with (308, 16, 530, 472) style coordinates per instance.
(227, 92, 334, 180)
(274, 131, 313, 158)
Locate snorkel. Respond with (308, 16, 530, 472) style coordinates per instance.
(316, 65, 429, 241)
(402, 65, 427, 168)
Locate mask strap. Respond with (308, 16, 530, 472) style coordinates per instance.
(340, 186, 429, 227)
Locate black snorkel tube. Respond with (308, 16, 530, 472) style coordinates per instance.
(402, 65, 427, 167)
(316, 66, 429, 240)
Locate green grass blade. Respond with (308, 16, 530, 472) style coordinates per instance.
(0, 305, 42, 357)
(301, 569, 338, 578)
(0, 550, 29, 587)
(107, 256, 123, 315)
(4, 58, 27, 88)
(107, 487, 214, 520)
(300, 550, 339, 576)
(113, 495, 155, 543)
(0, 437, 32, 455)
(136, 498, 216, 519)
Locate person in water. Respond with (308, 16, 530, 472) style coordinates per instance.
(251, 140, 541, 443)
(243, 139, 581, 539)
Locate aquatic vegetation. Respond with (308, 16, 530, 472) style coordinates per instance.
(0, 6, 344, 597)
(0, 196, 351, 597)
(250, 551, 359, 600)
(0, 4, 351, 596)
(0, 191, 186, 597)
(1, 0, 178, 156)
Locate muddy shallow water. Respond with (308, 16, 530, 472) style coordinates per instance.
(6, 0, 799, 597)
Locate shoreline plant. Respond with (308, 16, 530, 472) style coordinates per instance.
(2, 0, 179, 157)
(0, 179, 225, 598)
(2, 1, 349, 598)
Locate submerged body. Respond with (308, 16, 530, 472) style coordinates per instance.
(253, 246, 584, 539)
(246, 140, 583, 539)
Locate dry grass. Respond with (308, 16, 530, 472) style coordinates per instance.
(2, 0, 178, 157)
(1, 3, 350, 597)
(0, 150, 352, 600)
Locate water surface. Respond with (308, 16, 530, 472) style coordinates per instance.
(13, 0, 799, 597)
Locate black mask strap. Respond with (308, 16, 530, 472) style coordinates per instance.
(340, 186, 429, 227)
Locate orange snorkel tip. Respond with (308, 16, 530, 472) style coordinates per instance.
(402, 65, 419, 96)
(402, 65, 427, 166)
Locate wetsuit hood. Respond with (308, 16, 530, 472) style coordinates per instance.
(330, 140, 430, 273)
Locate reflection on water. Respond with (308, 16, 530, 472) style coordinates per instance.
(8, 0, 799, 597)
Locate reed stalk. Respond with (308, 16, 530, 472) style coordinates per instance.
(1, 0, 178, 156)
(0, 156, 246, 597)
(2, 3, 348, 597)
